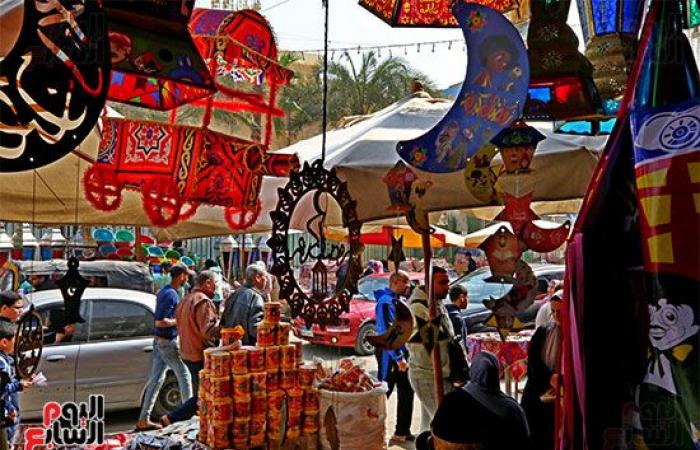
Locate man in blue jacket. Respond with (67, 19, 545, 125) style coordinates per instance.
(374, 270, 415, 444)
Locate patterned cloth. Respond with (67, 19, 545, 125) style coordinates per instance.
(466, 330, 533, 382)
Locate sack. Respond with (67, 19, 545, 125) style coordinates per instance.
(447, 336, 469, 384)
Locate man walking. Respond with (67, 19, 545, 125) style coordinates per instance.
(374, 270, 415, 444)
(161, 270, 220, 426)
(407, 266, 455, 433)
(221, 264, 267, 345)
(135, 264, 194, 431)
(445, 285, 468, 348)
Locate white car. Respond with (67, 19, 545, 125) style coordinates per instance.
(20, 288, 183, 420)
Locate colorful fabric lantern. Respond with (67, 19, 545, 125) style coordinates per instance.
(524, 0, 603, 121)
(0, 0, 110, 172)
(383, 161, 419, 213)
(483, 258, 537, 339)
(105, 0, 215, 110)
(358, 0, 520, 27)
(478, 225, 523, 283)
(396, 2, 529, 173)
(84, 117, 299, 229)
(188, 8, 293, 146)
(490, 119, 545, 174)
(576, 0, 644, 104)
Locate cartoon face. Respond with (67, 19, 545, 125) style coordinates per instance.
(648, 298, 699, 351)
(487, 49, 512, 73)
(510, 66, 523, 80)
(109, 32, 132, 66)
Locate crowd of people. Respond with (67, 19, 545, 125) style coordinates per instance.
(373, 267, 564, 449)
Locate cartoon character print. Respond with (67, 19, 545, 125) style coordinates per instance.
(131, 51, 161, 74)
(472, 35, 520, 90)
(645, 298, 699, 395)
(109, 32, 132, 66)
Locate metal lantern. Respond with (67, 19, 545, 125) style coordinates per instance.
(524, 0, 603, 121)
(576, 0, 645, 109)
(311, 260, 329, 301)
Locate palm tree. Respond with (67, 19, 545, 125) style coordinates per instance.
(327, 50, 437, 123)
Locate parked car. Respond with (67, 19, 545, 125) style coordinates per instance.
(450, 264, 565, 334)
(292, 272, 423, 356)
(19, 288, 180, 420)
(0, 260, 155, 293)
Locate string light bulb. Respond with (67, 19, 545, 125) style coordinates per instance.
(417, 43, 420, 53)
(448, 41, 452, 50)
(357, 46, 361, 55)
(404, 46, 408, 55)
(432, 43, 435, 52)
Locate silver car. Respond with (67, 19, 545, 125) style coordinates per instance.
(19, 288, 182, 420)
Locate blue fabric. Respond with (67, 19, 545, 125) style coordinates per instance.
(152, 286, 179, 339)
(374, 288, 406, 380)
(0, 351, 21, 439)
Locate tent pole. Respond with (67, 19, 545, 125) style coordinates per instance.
(421, 216, 444, 407)
(135, 227, 144, 261)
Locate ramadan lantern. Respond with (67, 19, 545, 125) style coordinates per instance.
(490, 119, 545, 174)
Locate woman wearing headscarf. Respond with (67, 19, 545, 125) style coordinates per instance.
(521, 290, 563, 450)
(416, 351, 530, 449)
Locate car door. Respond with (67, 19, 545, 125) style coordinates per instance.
(75, 299, 153, 410)
(19, 301, 88, 419)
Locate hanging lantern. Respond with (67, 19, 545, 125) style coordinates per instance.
(478, 225, 523, 283)
(0, 225, 12, 266)
(104, 1, 215, 110)
(524, 0, 603, 121)
(576, 0, 644, 112)
(311, 260, 329, 301)
(358, 0, 521, 27)
(490, 119, 546, 173)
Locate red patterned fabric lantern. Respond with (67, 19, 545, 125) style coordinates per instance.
(84, 117, 299, 229)
(188, 8, 293, 146)
(478, 225, 523, 283)
(358, 0, 519, 27)
(105, 0, 215, 110)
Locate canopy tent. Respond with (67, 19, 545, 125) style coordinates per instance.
(463, 219, 568, 248)
(278, 94, 608, 224)
(326, 223, 464, 248)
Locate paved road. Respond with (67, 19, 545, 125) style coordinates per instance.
(102, 339, 423, 449)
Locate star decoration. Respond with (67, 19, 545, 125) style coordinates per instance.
(389, 235, 406, 272)
(496, 192, 539, 235)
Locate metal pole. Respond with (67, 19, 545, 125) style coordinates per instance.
(421, 215, 444, 406)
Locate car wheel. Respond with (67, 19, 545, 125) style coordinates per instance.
(152, 372, 182, 420)
(354, 322, 376, 356)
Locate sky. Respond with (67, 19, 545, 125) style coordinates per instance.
(194, 0, 584, 89)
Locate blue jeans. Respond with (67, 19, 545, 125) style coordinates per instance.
(167, 360, 203, 423)
(139, 338, 193, 421)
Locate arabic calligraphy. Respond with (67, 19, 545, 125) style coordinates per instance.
(24, 395, 105, 450)
(0, 0, 109, 172)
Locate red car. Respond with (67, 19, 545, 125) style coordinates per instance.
(292, 272, 423, 355)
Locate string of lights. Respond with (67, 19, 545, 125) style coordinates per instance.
(291, 38, 465, 59)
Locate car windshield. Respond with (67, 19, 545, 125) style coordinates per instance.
(356, 277, 388, 300)
(454, 268, 513, 303)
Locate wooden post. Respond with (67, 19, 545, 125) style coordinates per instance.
(421, 221, 444, 406)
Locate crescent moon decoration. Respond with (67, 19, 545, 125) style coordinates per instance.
(396, 2, 529, 174)
(56, 257, 88, 325)
(14, 305, 44, 379)
(367, 298, 413, 350)
(267, 161, 363, 328)
(0, 0, 110, 172)
(521, 220, 571, 253)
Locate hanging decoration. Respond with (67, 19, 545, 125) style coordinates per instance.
(464, 144, 499, 203)
(188, 8, 294, 146)
(84, 117, 299, 228)
(490, 119, 545, 174)
(388, 235, 406, 271)
(523, 0, 602, 122)
(483, 259, 537, 340)
(478, 225, 523, 283)
(358, 0, 520, 27)
(56, 257, 88, 325)
(267, 162, 363, 328)
(105, 0, 215, 110)
(397, 2, 529, 173)
(383, 160, 419, 213)
(0, 0, 110, 172)
(576, 0, 644, 113)
(14, 306, 43, 379)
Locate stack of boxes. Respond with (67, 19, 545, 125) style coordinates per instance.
(198, 303, 320, 450)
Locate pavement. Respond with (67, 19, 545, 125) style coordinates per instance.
(103, 339, 424, 449)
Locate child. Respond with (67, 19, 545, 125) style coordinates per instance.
(0, 320, 32, 446)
